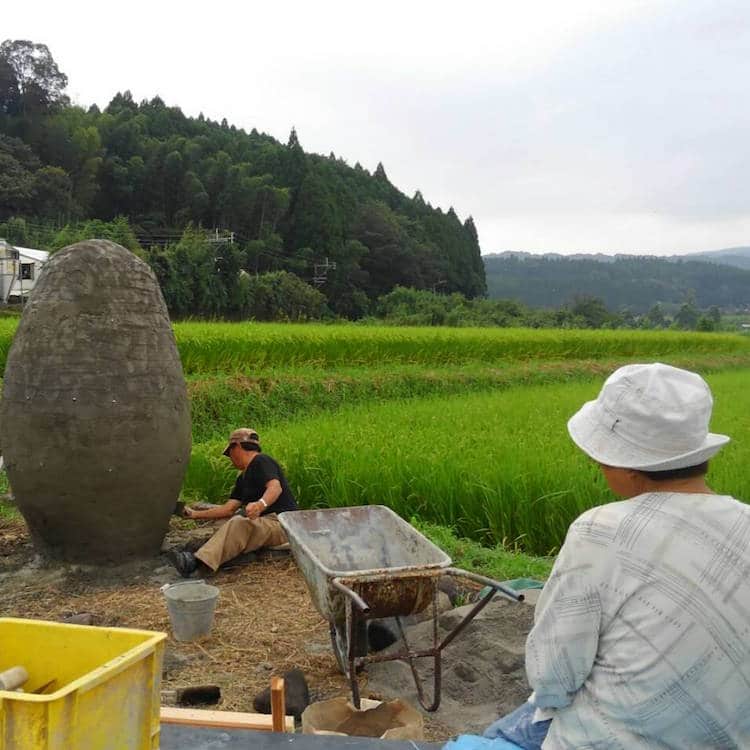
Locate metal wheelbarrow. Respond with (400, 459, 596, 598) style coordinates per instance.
(279, 505, 523, 711)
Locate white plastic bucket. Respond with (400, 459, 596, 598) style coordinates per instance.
(162, 580, 220, 641)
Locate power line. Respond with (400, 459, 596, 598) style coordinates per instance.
(3, 220, 333, 283)
(232, 232, 335, 283)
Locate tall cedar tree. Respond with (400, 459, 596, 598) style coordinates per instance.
(0, 40, 487, 316)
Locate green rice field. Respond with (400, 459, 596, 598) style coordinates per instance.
(183, 369, 750, 556)
(169, 323, 750, 372)
(2, 318, 748, 373)
(1, 320, 749, 576)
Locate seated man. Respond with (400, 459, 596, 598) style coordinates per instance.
(167, 428, 298, 577)
(485, 363, 750, 749)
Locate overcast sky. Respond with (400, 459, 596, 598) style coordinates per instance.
(5, 0, 750, 255)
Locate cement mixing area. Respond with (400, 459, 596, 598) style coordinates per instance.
(0, 241, 541, 749)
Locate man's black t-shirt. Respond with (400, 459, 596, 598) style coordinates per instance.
(230, 453, 298, 516)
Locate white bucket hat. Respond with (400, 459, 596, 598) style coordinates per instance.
(567, 363, 730, 471)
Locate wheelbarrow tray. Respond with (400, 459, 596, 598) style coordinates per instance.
(279, 506, 451, 623)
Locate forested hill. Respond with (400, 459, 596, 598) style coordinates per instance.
(0, 41, 485, 317)
(484, 252, 750, 312)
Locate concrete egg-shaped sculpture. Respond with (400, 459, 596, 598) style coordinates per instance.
(0, 239, 191, 562)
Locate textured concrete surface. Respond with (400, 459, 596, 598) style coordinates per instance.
(0, 239, 191, 561)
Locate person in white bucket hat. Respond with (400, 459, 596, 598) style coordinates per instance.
(567, 362, 730, 472)
(483, 363, 750, 750)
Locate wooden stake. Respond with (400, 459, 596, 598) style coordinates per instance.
(271, 676, 286, 733)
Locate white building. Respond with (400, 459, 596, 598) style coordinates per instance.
(0, 239, 50, 303)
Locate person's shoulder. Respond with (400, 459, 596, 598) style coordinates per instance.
(258, 453, 280, 467)
(568, 491, 718, 540)
(253, 453, 281, 472)
(698, 493, 750, 521)
(568, 499, 634, 540)
(572, 498, 632, 525)
(715, 493, 750, 509)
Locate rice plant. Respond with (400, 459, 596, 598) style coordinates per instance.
(173, 323, 750, 373)
(183, 369, 750, 556)
(1, 317, 747, 373)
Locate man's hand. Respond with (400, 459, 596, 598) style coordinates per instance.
(184, 501, 241, 520)
(245, 502, 264, 520)
(184, 506, 197, 519)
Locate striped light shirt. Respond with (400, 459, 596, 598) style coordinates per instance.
(526, 492, 750, 749)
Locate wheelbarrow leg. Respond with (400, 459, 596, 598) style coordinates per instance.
(346, 598, 361, 708)
(394, 578, 442, 712)
(329, 578, 372, 709)
(329, 618, 368, 676)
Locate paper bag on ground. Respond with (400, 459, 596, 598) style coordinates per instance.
(302, 697, 424, 740)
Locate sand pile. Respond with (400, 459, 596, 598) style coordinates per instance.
(365, 595, 536, 737)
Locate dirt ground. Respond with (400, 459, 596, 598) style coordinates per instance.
(0, 514, 535, 742)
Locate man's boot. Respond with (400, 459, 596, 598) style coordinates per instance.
(166, 548, 199, 578)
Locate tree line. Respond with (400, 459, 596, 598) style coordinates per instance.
(0, 214, 729, 329)
(0, 40, 486, 319)
(375, 287, 726, 331)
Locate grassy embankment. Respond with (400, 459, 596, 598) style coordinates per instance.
(175, 326, 750, 579)
(175, 323, 750, 440)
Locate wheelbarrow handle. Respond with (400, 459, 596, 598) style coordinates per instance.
(445, 567, 524, 602)
(331, 577, 371, 613)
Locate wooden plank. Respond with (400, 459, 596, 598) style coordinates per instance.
(160, 706, 294, 733)
(271, 676, 286, 733)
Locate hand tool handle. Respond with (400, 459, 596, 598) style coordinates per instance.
(0, 666, 29, 691)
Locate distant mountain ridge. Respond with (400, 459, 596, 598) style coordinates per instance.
(482, 248, 750, 312)
(486, 246, 750, 267)
(683, 247, 750, 270)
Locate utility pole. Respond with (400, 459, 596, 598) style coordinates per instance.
(207, 228, 234, 245)
(312, 257, 337, 287)
(431, 279, 447, 294)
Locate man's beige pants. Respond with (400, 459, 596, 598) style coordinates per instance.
(195, 513, 288, 571)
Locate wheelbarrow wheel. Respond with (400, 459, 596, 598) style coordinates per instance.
(329, 620, 368, 675)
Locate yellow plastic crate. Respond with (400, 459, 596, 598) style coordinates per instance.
(0, 617, 166, 750)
